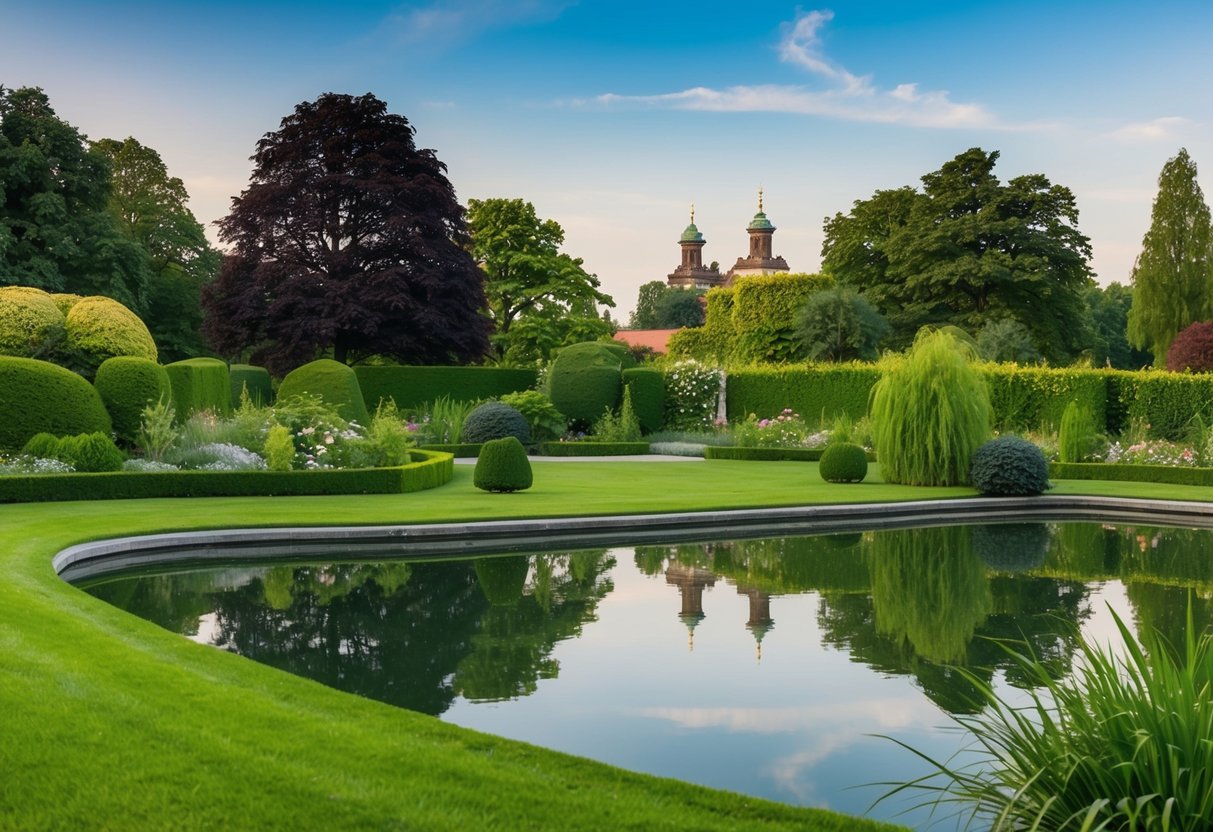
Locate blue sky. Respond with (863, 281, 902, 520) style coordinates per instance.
(4, 1, 1211, 318)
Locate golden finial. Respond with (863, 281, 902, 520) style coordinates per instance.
(758, 186, 764, 213)
(690, 202, 695, 224)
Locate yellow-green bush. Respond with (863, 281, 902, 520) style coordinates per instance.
(62, 295, 158, 379)
(982, 363, 1107, 432)
(278, 359, 370, 426)
(50, 293, 84, 316)
(731, 273, 833, 363)
(0, 357, 112, 450)
(727, 362, 881, 422)
(0, 286, 66, 359)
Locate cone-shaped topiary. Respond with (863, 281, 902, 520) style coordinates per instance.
(94, 356, 173, 444)
(277, 359, 370, 426)
(474, 436, 533, 492)
(461, 401, 531, 444)
(818, 442, 868, 483)
(970, 435, 1050, 496)
(473, 556, 530, 605)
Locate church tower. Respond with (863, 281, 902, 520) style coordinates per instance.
(726, 188, 789, 283)
(667, 204, 725, 289)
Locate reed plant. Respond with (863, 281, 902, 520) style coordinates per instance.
(1059, 400, 1100, 463)
(869, 329, 991, 486)
(422, 396, 476, 444)
(884, 605, 1213, 831)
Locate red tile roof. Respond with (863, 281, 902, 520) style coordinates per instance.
(613, 329, 678, 354)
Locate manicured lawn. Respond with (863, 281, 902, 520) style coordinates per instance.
(5, 460, 1213, 831)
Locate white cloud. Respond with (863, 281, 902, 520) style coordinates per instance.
(380, 0, 572, 46)
(588, 9, 998, 130)
(1111, 116, 1191, 142)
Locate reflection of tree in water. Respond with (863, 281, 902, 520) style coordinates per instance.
(1118, 526, 1213, 649)
(455, 551, 615, 702)
(86, 569, 221, 637)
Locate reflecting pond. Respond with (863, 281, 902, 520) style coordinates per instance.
(76, 522, 1213, 829)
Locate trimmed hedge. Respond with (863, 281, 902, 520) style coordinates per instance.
(0, 357, 112, 450)
(983, 364, 1107, 432)
(63, 295, 158, 379)
(549, 342, 627, 428)
(354, 365, 537, 410)
(1111, 369, 1213, 440)
(731, 273, 833, 364)
(704, 445, 875, 462)
(419, 443, 483, 457)
(1049, 461, 1213, 487)
(622, 367, 665, 433)
(473, 437, 533, 493)
(818, 442, 868, 483)
(278, 359, 370, 426)
(537, 441, 650, 456)
(229, 364, 273, 407)
(164, 358, 231, 420)
(0, 450, 454, 503)
(94, 356, 172, 444)
(0, 286, 65, 358)
(727, 363, 881, 422)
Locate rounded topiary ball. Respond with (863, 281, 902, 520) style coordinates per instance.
(94, 356, 172, 444)
(0, 286, 66, 359)
(474, 436, 533, 493)
(63, 295, 158, 379)
(819, 442, 869, 483)
(277, 359, 370, 426)
(58, 432, 125, 473)
(0, 356, 112, 450)
(548, 341, 628, 429)
(462, 401, 531, 445)
(970, 436, 1050, 496)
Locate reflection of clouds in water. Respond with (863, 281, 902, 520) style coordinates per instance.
(634, 697, 939, 733)
(1080, 582, 1136, 651)
(187, 611, 218, 645)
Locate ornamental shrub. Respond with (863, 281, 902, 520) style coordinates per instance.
(622, 367, 665, 433)
(461, 401, 531, 445)
(592, 387, 642, 442)
(49, 293, 84, 316)
(0, 357, 112, 450)
(1166, 321, 1213, 372)
(1058, 399, 1099, 463)
(21, 433, 62, 459)
(94, 356, 173, 444)
(732, 273, 834, 363)
(818, 442, 868, 483)
(473, 436, 533, 492)
(263, 424, 296, 472)
(229, 364, 273, 407)
(970, 436, 1050, 496)
(0, 286, 66, 359)
(499, 390, 566, 441)
(277, 359, 370, 426)
(662, 359, 722, 431)
(57, 432, 125, 473)
(869, 329, 991, 486)
(61, 296, 158, 379)
(548, 341, 627, 429)
(164, 357, 231, 420)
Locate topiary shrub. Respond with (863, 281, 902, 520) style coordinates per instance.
(0, 286, 66, 359)
(869, 329, 991, 486)
(93, 356, 173, 445)
(971, 523, 1052, 572)
(49, 293, 84, 316)
(61, 295, 158, 379)
(970, 436, 1051, 496)
(0, 356, 112, 450)
(549, 341, 627, 429)
(818, 442, 869, 483)
(229, 364, 273, 407)
(461, 401, 531, 445)
(473, 556, 530, 605)
(57, 432, 125, 473)
(164, 357, 231, 420)
(263, 424, 296, 472)
(1166, 321, 1213, 373)
(499, 390, 566, 442)
(622, 367, 665, 433)
(21, 432, 63, 460)
(277, 359, 370, 426)
(473, 436, 533, 492)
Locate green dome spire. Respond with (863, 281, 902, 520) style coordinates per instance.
(747, 186, 775, 230)
(680, 202, 704, 243)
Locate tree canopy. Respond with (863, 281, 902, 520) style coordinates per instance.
(822, 148, 1094, 363)
(0, 86, 151, 312)
(467, 197, 614, 364)
(794, 286, 888, 362)
(203, 92, 490, 374)
(629, 280, 704, 330)
(1085, 282, 1151, 369)
(1127, 148, 1213, 364)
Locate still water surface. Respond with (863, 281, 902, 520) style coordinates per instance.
(77, 522, 1213, 829)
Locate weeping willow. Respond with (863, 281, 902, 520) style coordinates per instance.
(869, 329, 991, 485)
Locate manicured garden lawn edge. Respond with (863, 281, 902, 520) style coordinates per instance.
(7, 460, 1213, 831)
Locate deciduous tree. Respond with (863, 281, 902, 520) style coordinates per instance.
(203, 92, 490, 373)
(794, 286, 888, 361)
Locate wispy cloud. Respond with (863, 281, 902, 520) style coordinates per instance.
(378, 0, 573, 47)
(586, 9, 998, 130)
(1111, 116, 1191, 142)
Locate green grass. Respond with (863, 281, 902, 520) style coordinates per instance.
(6, 460, 1213, 830)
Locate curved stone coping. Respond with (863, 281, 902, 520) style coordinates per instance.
(54, 494, 1213, 583)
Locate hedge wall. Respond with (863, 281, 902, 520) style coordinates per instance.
(1111, 369, 1213, 440)
(0, 450, 454, 503)
(230, 364, 273, 407)
(419, 443, 483, 457)
(548, 342, 626, 428)
(668, 288, 736, 363)
(354, 365, 538, 410)
(731, 273, 833, 364)
(1049, 461, 1213, 487)
(622, 367, 665, 433)
(0, 357, 112, 450)
(726, 363, 882, 422)
(165, 358, 230, 420)
(983, 364, 1107, 432)
(704, 446, 876, 462)
(537, 441, 650, 456)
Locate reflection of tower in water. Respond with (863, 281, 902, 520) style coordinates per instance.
(664, 562, 716, 651)
(737, 584, 774, 662)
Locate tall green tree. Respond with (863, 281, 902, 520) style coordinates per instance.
(0, 86, 151, 312)
(823, 148, 1094, 363)
(92, 137, 220, 361)
(467, 197, 614, 364)
(794, 286, 888, 361)
(1127, 148, 1213, 364)
(629, 280, 669, 329)
(1085, 283, 1152, 369)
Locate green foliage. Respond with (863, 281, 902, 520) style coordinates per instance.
(731, 409, 814, 448)
(975, 317, 1041, 364)
(263, 424, 295, 472)
(983, 364, 1107, 433)
(354, 365, 537, 411)
(1128, 148, 1213, 363)
(1058, 400, 1099, 463)
(548, 341, 626, 428)
(0, 286, 65, 359)
(621, 367, 665, 433)
(794, 286, 888, 362)
(592, 387, 641, 442)
(0, 356, 112, 450)
(732, 273, 834, 363)
(662, 359, 722, 431)
(499, 390, 566, 442)
(1050, 461, 1213, 487)
(60, 295, 158, 379)
(703, 446, 830, 461)
(1085, 283, 1152, 369)
(21, 432, 62, 459)
(362, 400, 416, 467)
(869, 330, 991, 486)
(971, 523, 1051, 572)
(474, 556, 531, 606)
(414, 396, 477, 445)
(229, 364, 273, 407)
(0, 450, 454, 503)
(163, 357, 231, 420)
(461, 401, 531, 445)
(278, 359, 370, 426)
(970, 436, 1050, 496)
(727, 363, 881, 423)
(56, 432, 125, 473)
(93, 356, 172, 444)
(473, 436, 533, 492)
(666, 287, 736, 363)
(135, 397, 178, 462)
(897, 607, 1213, 831)
(1116, 369, 1213, 439)
(817, 442, 868, 483)
(536, 441, 649, 456)
(630, 282, 705, 329)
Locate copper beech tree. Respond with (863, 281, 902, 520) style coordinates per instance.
(203, 92, 490, 374)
